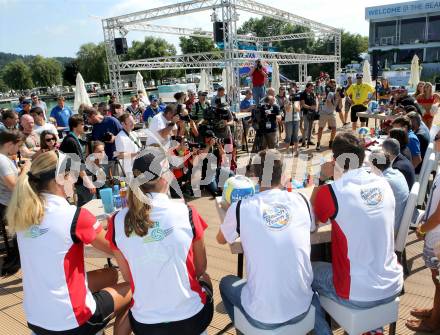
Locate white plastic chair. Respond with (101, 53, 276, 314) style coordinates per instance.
(319, 296, 399, 335)
(395, 182, 419, 275)
(416, 142, 434, 182)
(417, 152, 437, 207)
(234, 305, 315, 335)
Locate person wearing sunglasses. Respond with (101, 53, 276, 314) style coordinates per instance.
(34, 130, 58, 159)
(6, 151, 132, 335)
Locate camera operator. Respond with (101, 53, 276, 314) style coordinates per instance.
(193, 130, 235, 197)
(249, 59, 268, 106)
(59, 115, 96, 206)
(207, 102, 234, 141)
(86, 106, 122, 167)
(300, 82, 318, 148)
(147, 104, 180, 148)
(253, 95, 280, 151)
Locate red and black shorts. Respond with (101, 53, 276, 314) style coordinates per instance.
(28, 290, 114, 335)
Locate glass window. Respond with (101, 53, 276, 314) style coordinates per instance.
(400, 18, 426, 44)
(374, 21, 397, 46)
(428, 16, 440, 41)
(398, 49, 424, 63)
(426, 47, 440, 62)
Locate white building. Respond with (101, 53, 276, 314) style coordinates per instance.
(365, 0, 440, 80)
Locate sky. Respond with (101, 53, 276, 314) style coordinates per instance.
(0, 0, 402, 58)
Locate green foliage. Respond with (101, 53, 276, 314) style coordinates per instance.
(63, 59, 79, 85)
(124, 37, 183, 81)
(340, 30, 368, 67)
(76, 42, 109, 85)
(179, 36, 216, 54)
(30, 55, 63, 87)
(1, 60, 33, 90)
(0, 78, 8, 92)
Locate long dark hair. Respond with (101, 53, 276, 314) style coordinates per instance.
(39, 130, 57, 150)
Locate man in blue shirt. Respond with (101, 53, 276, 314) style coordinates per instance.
(86, 107, 122, 161)
(240, 89, 255, 113)
(18, 99, 32, 118)
(392, 116, 422, 169)
(50, 96, 73, 129)
(407, 111, 431, 174)
(370, 149, 410, 232)
(142, 95, 164, 123)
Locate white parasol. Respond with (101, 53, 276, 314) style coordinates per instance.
(271, 61, 280, 93)
(198, 69, 210, 93)
(73, 73, 92, 114)
(408, 54, 420, 89)
(136, 72, 149, 105)
(362, 60, 373, 86)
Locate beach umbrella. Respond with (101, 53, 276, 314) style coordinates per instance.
(73, 73, 92, 114)
(362, 60, 373, 86)
(198, 69, 210, 92)
(221, 68, 227, 92)
(408, 54, 420, 89)
(272, 61, 280, 93)
(136, 72, 149, 105)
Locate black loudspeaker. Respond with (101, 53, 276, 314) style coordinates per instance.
(213, 21, 225, 43)
(114, 38, 128, 55)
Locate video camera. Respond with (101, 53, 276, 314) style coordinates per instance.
(101, 132, 113, 142)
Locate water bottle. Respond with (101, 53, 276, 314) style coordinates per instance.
(113, 185, 122, 210)
(119, 181, 128, 208)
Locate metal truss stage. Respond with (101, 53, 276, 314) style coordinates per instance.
(102, 0, 341, 105)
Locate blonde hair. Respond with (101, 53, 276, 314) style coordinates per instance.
(415, 81, 425, 96)
(6, 151, 58, 234)
(424, 82, 433, 97)
(124, 180, 158, 237)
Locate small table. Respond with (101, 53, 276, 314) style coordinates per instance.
(215, 189, 332, 278)
(356, 111, 398, 129)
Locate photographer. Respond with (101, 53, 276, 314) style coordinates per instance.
(86, 107, 122, 163)
(147, 104, 179, 148)
(203, 102, 233, 141)
(59, 115, 96, 206)
(194, 131, 235, 197)
(170, 136, 194, 199)
(211, 86, 230, 108)
(250, 59, 268, 105)
(253, 95, 280, 151)
(115, 113, 141, 177)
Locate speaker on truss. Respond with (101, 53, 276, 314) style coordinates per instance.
(213, 21, 225, 44)
(114, 38, 128, 55)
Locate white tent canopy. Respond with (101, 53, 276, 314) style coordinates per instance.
(73, 73, 92, 114)
(272, 61, 280, 93)
(408, 55, 420, 89)
(362, 60, 373, 86)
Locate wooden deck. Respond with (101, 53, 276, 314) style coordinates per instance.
(0, 194, 437, 334)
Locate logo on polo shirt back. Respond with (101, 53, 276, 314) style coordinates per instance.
(263, 204, 291, 231)
(24, 225, 49, 238)
(143, 222, 173, 243)
(360, 187, 384, 206)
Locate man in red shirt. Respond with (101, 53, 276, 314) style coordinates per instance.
(250, 59, 268, 106)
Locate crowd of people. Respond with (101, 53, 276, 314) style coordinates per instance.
(0, 62, 439, 335)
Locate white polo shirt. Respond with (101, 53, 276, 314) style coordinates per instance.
(221, 189, 314, 324)
(314, 168, 403, 301)
(34, 122, 58, 136)
(146, 113, 177, 148)
(17, 194, 102, 331)
(106, 193, 208, 324)
(115, 129, 141, 175)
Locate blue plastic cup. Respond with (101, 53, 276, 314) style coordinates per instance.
(99, 188, 115, 214)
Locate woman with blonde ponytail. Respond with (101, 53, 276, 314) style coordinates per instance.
(7, 150, 132, 335)
(105, 147, 213, 335)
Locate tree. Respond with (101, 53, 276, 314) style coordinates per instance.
(0, 78, 8, 93)
(1, 60, 33, 90)
(125, 37, 183, 81)
(30, 55, 63, 87)
(63, 59, 79, 85)
(340, 30, 369, 67)
(179, 36, 216, 54)
(76, 42, 109, 85)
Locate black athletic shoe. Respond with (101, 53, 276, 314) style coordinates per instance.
(316, 143, 321, 152)
(308, 141, 315, 146)
(328, 140, 333, 149)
